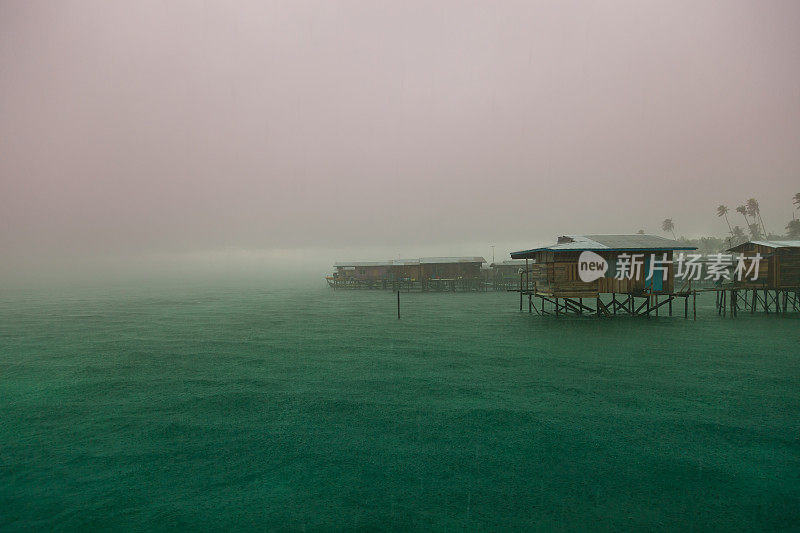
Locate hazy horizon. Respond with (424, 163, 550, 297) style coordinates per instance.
(2, 1, 799, 284)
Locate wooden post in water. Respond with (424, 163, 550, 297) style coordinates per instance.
(525, 259, 529, 292)
(693, 290, 696, 320)
(397, 290, 400, 319)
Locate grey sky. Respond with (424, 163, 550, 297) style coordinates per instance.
(2, 1, 799, 281)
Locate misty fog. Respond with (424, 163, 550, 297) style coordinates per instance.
(2, 1, 799, 285)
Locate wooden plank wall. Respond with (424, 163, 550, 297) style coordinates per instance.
(543, 250, 676, 296)
(778, 250, 800, 288)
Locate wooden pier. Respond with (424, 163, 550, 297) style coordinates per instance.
(710, 287, 800, 317)
(515, 279, 697, 319)
(327, 277, 484, 292)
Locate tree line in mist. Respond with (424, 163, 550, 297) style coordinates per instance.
(638, 192, 800, 253)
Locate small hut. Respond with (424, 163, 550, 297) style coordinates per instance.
(329, 261, 393, 288)
(510, 234, 697, 317)
(419, 257, 485, 291)
(719, 240, 800, 315)
(420, 257, 484, 280)
(489, 259, 528, 290)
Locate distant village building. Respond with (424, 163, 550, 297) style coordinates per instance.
(333, 261, 392, 283)
(489, 259, 528, 290)
(328, 257, 486, 291)
(419, 257, 485, 281)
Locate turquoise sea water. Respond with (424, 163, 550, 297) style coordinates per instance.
(1, 285, 799, 530)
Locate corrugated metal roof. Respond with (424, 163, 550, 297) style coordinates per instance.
(586, 234, 693, 249)
(493, 259, 529, 266)
(747, 240, 800, 248)
(334, 261, 393, 267)
(335, 256, 486, 267)
(511, 234, 697, 258)
(419, 256, 486, 264)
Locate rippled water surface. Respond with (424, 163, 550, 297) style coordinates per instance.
(2, 285, 798, 530)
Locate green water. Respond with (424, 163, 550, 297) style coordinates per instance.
(1, 285, 799, 530)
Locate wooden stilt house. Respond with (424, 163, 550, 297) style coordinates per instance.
(716, 240, 800, 315)
(510, 234, 697, 317)
(726, 240, 800, 289)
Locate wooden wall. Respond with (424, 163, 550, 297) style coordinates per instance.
(731, 244, 800, 289)
(421, 262, 482, 280)
(391, 264, 422, 280)
(777, 249, 800, 288)
(525, 250, 677, 297)
(337, 266, 391, 281)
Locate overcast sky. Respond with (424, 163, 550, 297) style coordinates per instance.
(2, 0, 799, 282)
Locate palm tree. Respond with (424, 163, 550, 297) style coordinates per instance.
(736, 204, 750, 229)
(794, 193, 800, 209)
(736, 205, 750, 226)
(787, 219, 800, 239)
(661, 218, 676, 240)
(731, 225, 746, 244)
(746, 198, 768, 237)
(716, 205, 733, 236)
(748, 223, 763, 240)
